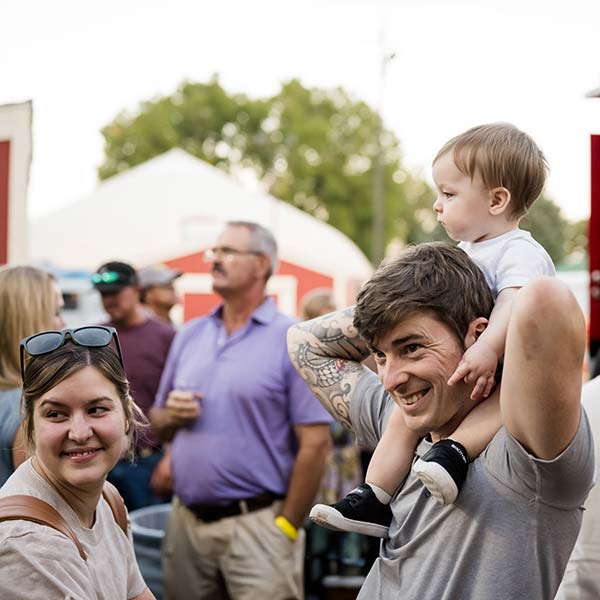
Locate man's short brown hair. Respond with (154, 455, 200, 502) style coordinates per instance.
(433, 123, 548, 218)
(353, 243, 494, 347)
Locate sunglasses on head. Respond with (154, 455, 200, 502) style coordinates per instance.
(20, 326, 124, 382)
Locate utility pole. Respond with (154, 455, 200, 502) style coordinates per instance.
(371, 44, 395, 267)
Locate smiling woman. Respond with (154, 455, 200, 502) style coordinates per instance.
(0, 334, 154, 600)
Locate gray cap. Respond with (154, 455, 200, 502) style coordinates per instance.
(138, 265, 182, 289)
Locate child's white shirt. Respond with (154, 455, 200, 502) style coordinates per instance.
(459, 229, 556, 299)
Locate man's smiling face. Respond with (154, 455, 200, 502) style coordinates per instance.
(372, 310, 476, 441)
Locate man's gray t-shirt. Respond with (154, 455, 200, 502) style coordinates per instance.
(351, 371, 595, 600)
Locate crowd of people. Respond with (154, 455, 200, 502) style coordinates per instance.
(0, 122, 598, 600)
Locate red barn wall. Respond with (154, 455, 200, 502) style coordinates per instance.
(590, 135, 600, 357)
(0, 141, 10, 266)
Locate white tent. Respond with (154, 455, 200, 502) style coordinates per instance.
(30, 148, 372, 282)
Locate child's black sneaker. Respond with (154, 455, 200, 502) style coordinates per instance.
(412, 439, 469, 504)
(309, 483, 392, 538)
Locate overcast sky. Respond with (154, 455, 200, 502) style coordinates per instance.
(3, 0, 600, 221)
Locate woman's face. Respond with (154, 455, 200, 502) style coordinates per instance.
(32, 366, 129, 492)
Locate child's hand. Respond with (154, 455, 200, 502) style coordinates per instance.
(447, 341, 498, 401)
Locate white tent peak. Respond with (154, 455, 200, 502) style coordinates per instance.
(109, 147, 223, 178)
(29, 148, 373, 280)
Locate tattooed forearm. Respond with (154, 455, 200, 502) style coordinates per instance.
(288, 307, 371, 430)
(295, 306, 370, 362)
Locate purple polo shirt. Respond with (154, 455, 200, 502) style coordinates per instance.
(154, 297, 332, 506)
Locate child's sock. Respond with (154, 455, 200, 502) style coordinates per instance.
(366, 482, 392, 505)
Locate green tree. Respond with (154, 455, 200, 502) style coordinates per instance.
(99, 77, 434, 261)
(99, 77, 584, 265)
(520, 195, 570, 265)
(563, 218, 588, 266)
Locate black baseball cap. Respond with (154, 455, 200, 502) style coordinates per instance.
(92, 261, 139, 294)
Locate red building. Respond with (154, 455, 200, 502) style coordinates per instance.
(0, 101, 31, 266)
(590, 134, 600, 363)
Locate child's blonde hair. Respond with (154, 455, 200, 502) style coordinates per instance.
(433, 123, 548, 218)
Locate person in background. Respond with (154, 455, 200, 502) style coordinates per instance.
(138, 265, 182, 325)
(555, 374, 600, 599)
(92, 261, 175, 510)
(0, 266, 64, 487)
(138, 265, 182, 498)
(0, 328, 154, 599)
(300, 288, 337, 321)
(151, 221, 332, 600)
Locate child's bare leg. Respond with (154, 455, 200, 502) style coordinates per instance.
(413, 393, 501, 504)
(450, 392, 502, 459)
(366, 405, 421, 500)
(309, 406, 419, 538)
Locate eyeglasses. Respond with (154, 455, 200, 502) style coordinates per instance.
(203, 246, 263, 263)
(20, 326, 124, 382)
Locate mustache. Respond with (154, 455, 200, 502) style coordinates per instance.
(211, 264, 226, 275)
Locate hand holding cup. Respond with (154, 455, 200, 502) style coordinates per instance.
(166, 390, 202, 425)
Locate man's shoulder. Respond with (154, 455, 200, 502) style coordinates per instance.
(350, 371, 393, 449)
(251, 301, 297, 336)
(144, 316, 176, 337)
(172, 314, 213, 344)
(268, 309, 298, 330)
(496, 229, 549, 258)
(115, 318, 176, 349)
(481, 412, 594, 508)
(102, 317, 172, 334)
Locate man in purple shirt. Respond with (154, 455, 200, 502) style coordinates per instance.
(151, 221, 332, 600)
(92, 261, 176, 509)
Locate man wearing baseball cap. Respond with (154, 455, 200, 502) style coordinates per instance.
(138, 264, 182, 325)
(92, 260, 176, 509)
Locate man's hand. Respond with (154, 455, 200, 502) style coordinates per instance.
(448, 340, 498, 400)
(150, 392, 201, 442)
(165, 390, 202, 425)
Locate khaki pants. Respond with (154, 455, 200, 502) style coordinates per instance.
(163, 497, 305, 600)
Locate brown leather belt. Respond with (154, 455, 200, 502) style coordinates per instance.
(187, 492, 284, 523)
